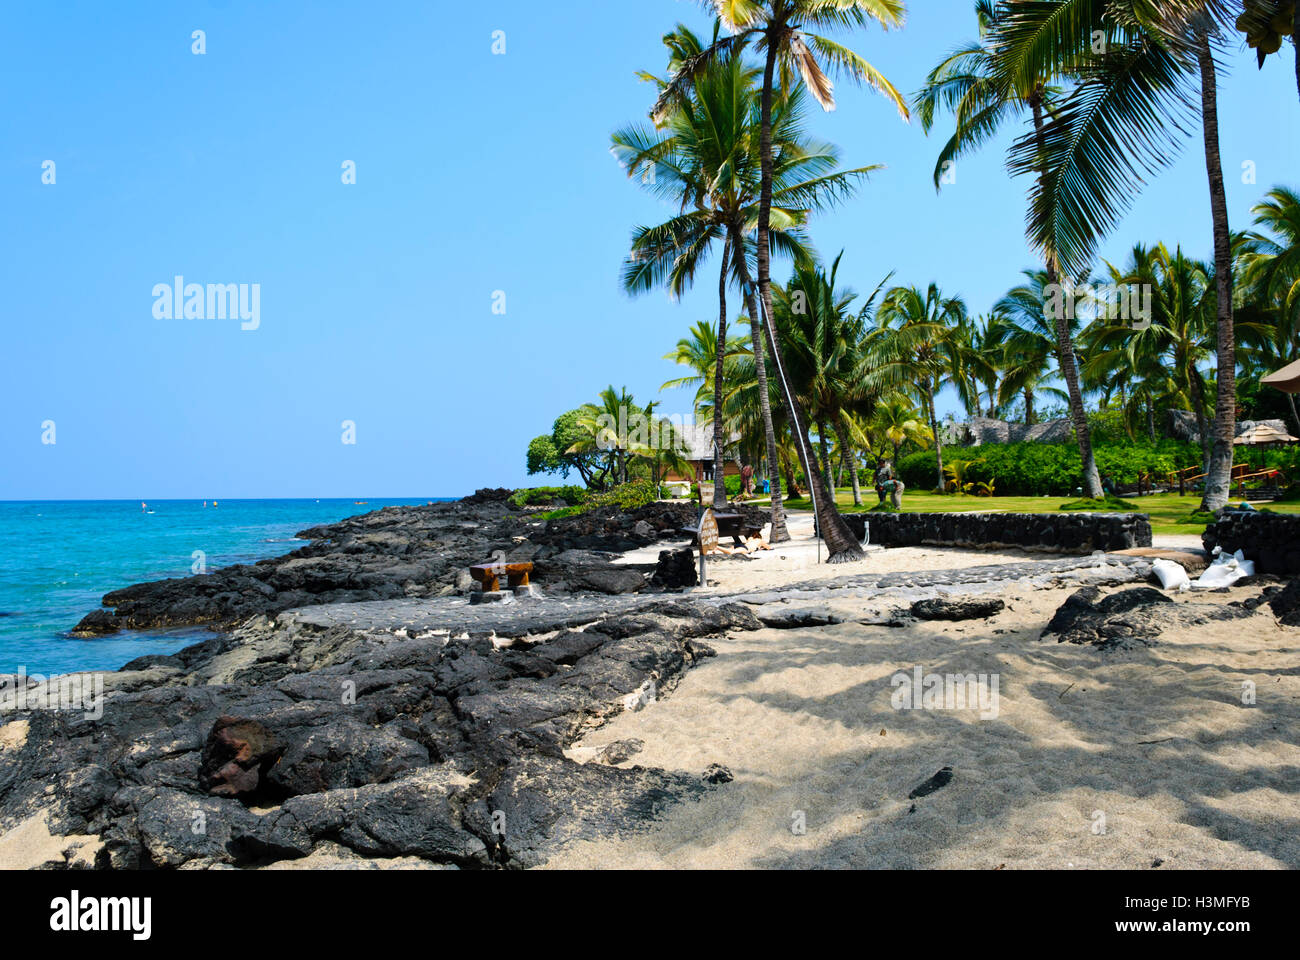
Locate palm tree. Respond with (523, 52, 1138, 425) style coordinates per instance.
(772, 253, 876, 505)
(1240, 185, 1300, 329)
(655, 0, 910, 562)
(620, 45, 879, 544)
(1239, 186, 1300, 433)
(869, 284, 968, 492)
(568, 386, 654, 487)
(988, 0, 1241, 509)
(992, 272, 1076, 427)
(871, 395, 933, 464)
(1089, 244, 1217, 460)
(916, 0, 1104, 496)
(661, 320, 753, 412)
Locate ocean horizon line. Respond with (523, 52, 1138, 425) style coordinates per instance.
(0, 496, 466, 504)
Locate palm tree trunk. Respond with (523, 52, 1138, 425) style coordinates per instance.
(1025, 387, 1035, 426)
(712, 238, 729, 508)
(1195, 29, 1236, 513)
(732, 232, 788, 543)
(817, 422, 834, 497)
(844, 433, 863, 507)
(1147, 399, 1157, 442)
(1031, 92, 1102, 498)
(756, 38, 862, 562)
(924, 379, 945, 492)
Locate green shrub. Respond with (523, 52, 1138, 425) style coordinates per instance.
(595, 478, 657, 511)
(508, 485, 589, 508)
(900, 440, 1205, 497)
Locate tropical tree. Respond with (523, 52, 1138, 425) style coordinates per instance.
(1089, 244, 1217, 460)
(654, 0, 910, 562)
(992, 272, 1075, 428)
(1239, 186, 1300, 433)
(987, 0, 1241, 509)
(772, 253, 876, 504)
(869, 283, 969, 492)
(620, 38, 880, 543)
(662, 319, 753, 411)
(916, 0, 1104, 497)
(871, 395, 933, 464)
(567, 386, 662, 486)
(527, 409, 613, 489)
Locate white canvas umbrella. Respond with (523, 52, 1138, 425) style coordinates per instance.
(1260, 359, 1300, 394)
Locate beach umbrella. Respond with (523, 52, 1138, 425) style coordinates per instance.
(1233, 423, 1299, 445)
(1260, 358, 1300, 394)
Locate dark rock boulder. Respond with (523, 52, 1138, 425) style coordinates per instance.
(651, 548, 698, 589)
(910, 597, 1005, 621)
(197, 716, 284, 799)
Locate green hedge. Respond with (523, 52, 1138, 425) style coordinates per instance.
(508, 485, 589, 508)
(538, 479, 656, 519)
(898, 441, 1206, 497)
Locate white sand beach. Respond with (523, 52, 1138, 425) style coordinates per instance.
(556, 515, 1300, 869)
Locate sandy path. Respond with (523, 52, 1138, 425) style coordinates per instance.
(552, 580, 1300, 869)
(620, 512, 1053, 593)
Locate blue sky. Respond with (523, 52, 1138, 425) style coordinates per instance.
(2, 1, 1295, 499)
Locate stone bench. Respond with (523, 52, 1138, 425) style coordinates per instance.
(469, 561, 533, 593)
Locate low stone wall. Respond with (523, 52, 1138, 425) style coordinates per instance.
(1203, 511, 1300, 574)
(840, 511, 1152, 554)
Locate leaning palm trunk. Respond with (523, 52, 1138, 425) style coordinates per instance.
(712, 238, 730, 508)
(755, 43, 862, 562)
(1030, 93, 1102, 498)
(732, 234, 789, 543)
(1195, 28, 1236, 513)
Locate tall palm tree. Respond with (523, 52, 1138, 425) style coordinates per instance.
(989, 0, 1240, 509)
(620, 46, 878, 543)
(656, 0, 910, 562)
(772, 253, 876, 504)
(917, 0, 1104, 496)
(869, 284, 969, 492)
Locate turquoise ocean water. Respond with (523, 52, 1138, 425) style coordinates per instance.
(0, 499, 453, 675)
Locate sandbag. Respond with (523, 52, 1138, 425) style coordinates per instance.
(1193, 549, 1255, 589)
(1151, 558, 1191, 591)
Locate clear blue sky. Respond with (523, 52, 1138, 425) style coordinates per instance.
(3, 1, 1295, 499)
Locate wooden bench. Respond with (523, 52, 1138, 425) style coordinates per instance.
(680, 512, 763, 547)
(469, 561, 533, 593)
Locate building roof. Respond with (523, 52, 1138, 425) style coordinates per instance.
(672, 422, 742, 461)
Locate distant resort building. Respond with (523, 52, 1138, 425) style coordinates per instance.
(662, 422, 743, 484)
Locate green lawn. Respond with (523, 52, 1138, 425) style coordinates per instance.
(777, 490, 1300, 536)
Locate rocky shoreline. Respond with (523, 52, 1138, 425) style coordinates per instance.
(6, 493, 1296, 870)
(71, 492, 766, 639)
